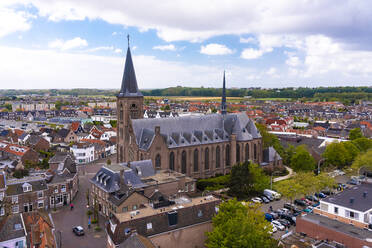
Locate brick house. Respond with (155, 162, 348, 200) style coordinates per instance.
(0, 141, 39, 165)
(106, 195, 220, 248)
(90, 161, 196, 218)
(26, 134, 50, 152)
(52, 128, 78, 144)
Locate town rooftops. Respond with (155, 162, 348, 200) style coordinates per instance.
(322, 183, 372, 212)
(114, 195, 219, 223)
(6, 176, 48, 196)
(118, 232, 155, 248)
(0, 214, 26, 242)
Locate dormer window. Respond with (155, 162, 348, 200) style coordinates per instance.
(22, 183, 32, 192)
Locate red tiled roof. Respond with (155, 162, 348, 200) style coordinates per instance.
(70, 122, 80, 132)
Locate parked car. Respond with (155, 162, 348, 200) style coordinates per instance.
(260, 195, 271, 203)
(306, 195, 319, 202)
(347, 178, 360, 185)
(278, 219, 291, 228)
(315, 192, 327, 198)
(264, 194, 275, 201)
(301, 198, 312, 205)
(280, 214, 296, 225)
(270, 223, 277, 233)
(303, 206, 314, 213)
(269, 212, 279, 219)
(284, 203, 297, 210)
(277, 208, 290, 215)
(251, 197, 263, 203)
(265, 213, 274, 222)
(294, 199, 307, 207)
(321, 189, 332, 195)
(271, 220, 285, 231)
(312, 202, 320, 207)
(264, 189, 281, 200)
(72, 226, 84, 236)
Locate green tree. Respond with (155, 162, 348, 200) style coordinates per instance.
(255, 123, 285, 158)
(206, 199, 277, 248)
(352, 149, 372, 174)
(349, 128, 363, 140)
(290, 145, 315, 172)
(109, 120, 117, 128)
(322, 142, 348, 168)
(228, 162, 269, 198)
(352, 137, 372, 152)
(275, 178, 304, 204)
(283, 144, 296, 166)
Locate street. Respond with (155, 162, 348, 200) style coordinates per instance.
(52, 155, 115, 248)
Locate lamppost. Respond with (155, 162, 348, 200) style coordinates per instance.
(270, 171, 282, 190)
(318, 158, 325, 175)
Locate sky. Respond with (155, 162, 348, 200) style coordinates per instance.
(1, 0, 372, 89)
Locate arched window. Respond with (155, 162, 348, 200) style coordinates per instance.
(205, 148, 209, 170)
(254, 144, 257, 160)
(216, 146, 220, 168)
(245, 143, 249, 161)
(169, 152, 175, 171)
(120, 146, 123, 162)
(140, 153, 143, 160)
(119, 103, 123, 120)
(181, 151, 187, 174)
(226, 145, 230, 166)
(155, 154, 161, 168)
(193, 149, 199, 172)
(236, 144, 240, 163)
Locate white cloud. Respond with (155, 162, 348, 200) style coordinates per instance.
(286, 55, 300, 67)
(153, 44, 176, 51)
(0, 5, 32, 38)
(88, 46, 114, 52)
(114, 48, 122, 53)
(241, 48, 264, 59)
(112, 31, 117, 35)
(48, 37, 88, 50)
(239, 37, 256, 44)
(200, 43, 233, 55)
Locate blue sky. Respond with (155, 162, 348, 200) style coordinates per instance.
(1, 0, 372, 89)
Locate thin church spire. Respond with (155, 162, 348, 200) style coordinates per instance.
(221, 71, 227, 115)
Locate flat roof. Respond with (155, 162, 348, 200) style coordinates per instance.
(114, 195, 219, 223)
(141, 170, 194, 185)
(300, 213, 372, 240)
(322, 183, 372, 212)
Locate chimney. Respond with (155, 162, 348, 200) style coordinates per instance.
(119, 169, 125, 187)
(350, 197, 354, 204)
(155, 126, 160, 135)
(363, 191, 368, 198)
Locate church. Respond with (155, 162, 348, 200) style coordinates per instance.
(116, 41, 263, 179)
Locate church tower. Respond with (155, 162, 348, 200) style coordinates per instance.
(117, 36, 144, 163)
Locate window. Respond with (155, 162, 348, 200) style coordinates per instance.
(168, 211, 178, 226)
(133, 205, 138, 210)
(37, 191, 43, 199)
(54, 187, 58, 193)
(334, 207, 338, 214)
(254, 144, 257, 160)
(320, 203, 329, 212)
(61, 184, 66, 192)
(181, 151, 187, 174)
(226, 145, 230, 166)
(147, 222, 153, 230)
(245, 143, 250, 161)
(350, 211, 355, 218)
(0, 192, 4, 201)
(12, 205, 19, 213)
(15, 240, 24, 248)
(193, 149, 199, 172)
(0, 207, 4, 216)
(22, 183, 32, 192)
(122, 207, 128, 212)
(216, 146, 220, 168)
(12, 195, 18, 204)
(155, 154, 161, 168)
(205, 148, 209, 170)
(38, 200, 44, 209)
(197, 209, 203, 217)
(169, 152, 175, 171)
(236, 144, 240, 163)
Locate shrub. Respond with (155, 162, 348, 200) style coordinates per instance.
(197, 174, 230, 191)
(91, 219, 98, 224)
(86, 210, 93, 216)
(94, 226, 102, 232)
(13, 169, 29, 179)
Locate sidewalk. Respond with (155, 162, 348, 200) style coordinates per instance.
(273, 166, 294, 182)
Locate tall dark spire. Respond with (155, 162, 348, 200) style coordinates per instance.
(118, 35, 143, 97)
(221, 71, 227, 115)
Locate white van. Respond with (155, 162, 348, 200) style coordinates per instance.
(264, 189, 281, 200)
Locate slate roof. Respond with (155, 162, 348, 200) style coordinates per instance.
(57, 128, 70, 138)
(26, 134, 42, 145)
(0, 214, 25, 242)
(49, 153, 76, 173)
(263, 146, 282, 163)
(6, 179, 48, 196)
(126, 160, 155, 178)
(322, 183, 372, 212)
(90, 166, 122, 193)
(119, 232, 155, 248)
(132, 113, 260, 151)
(118, 46, 143, 98)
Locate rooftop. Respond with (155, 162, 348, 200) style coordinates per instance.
(141, 170, 194, 186)
(300, 213, 372, 240)
(114, 195, 219, 223)
(322, 183, 372, 212)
